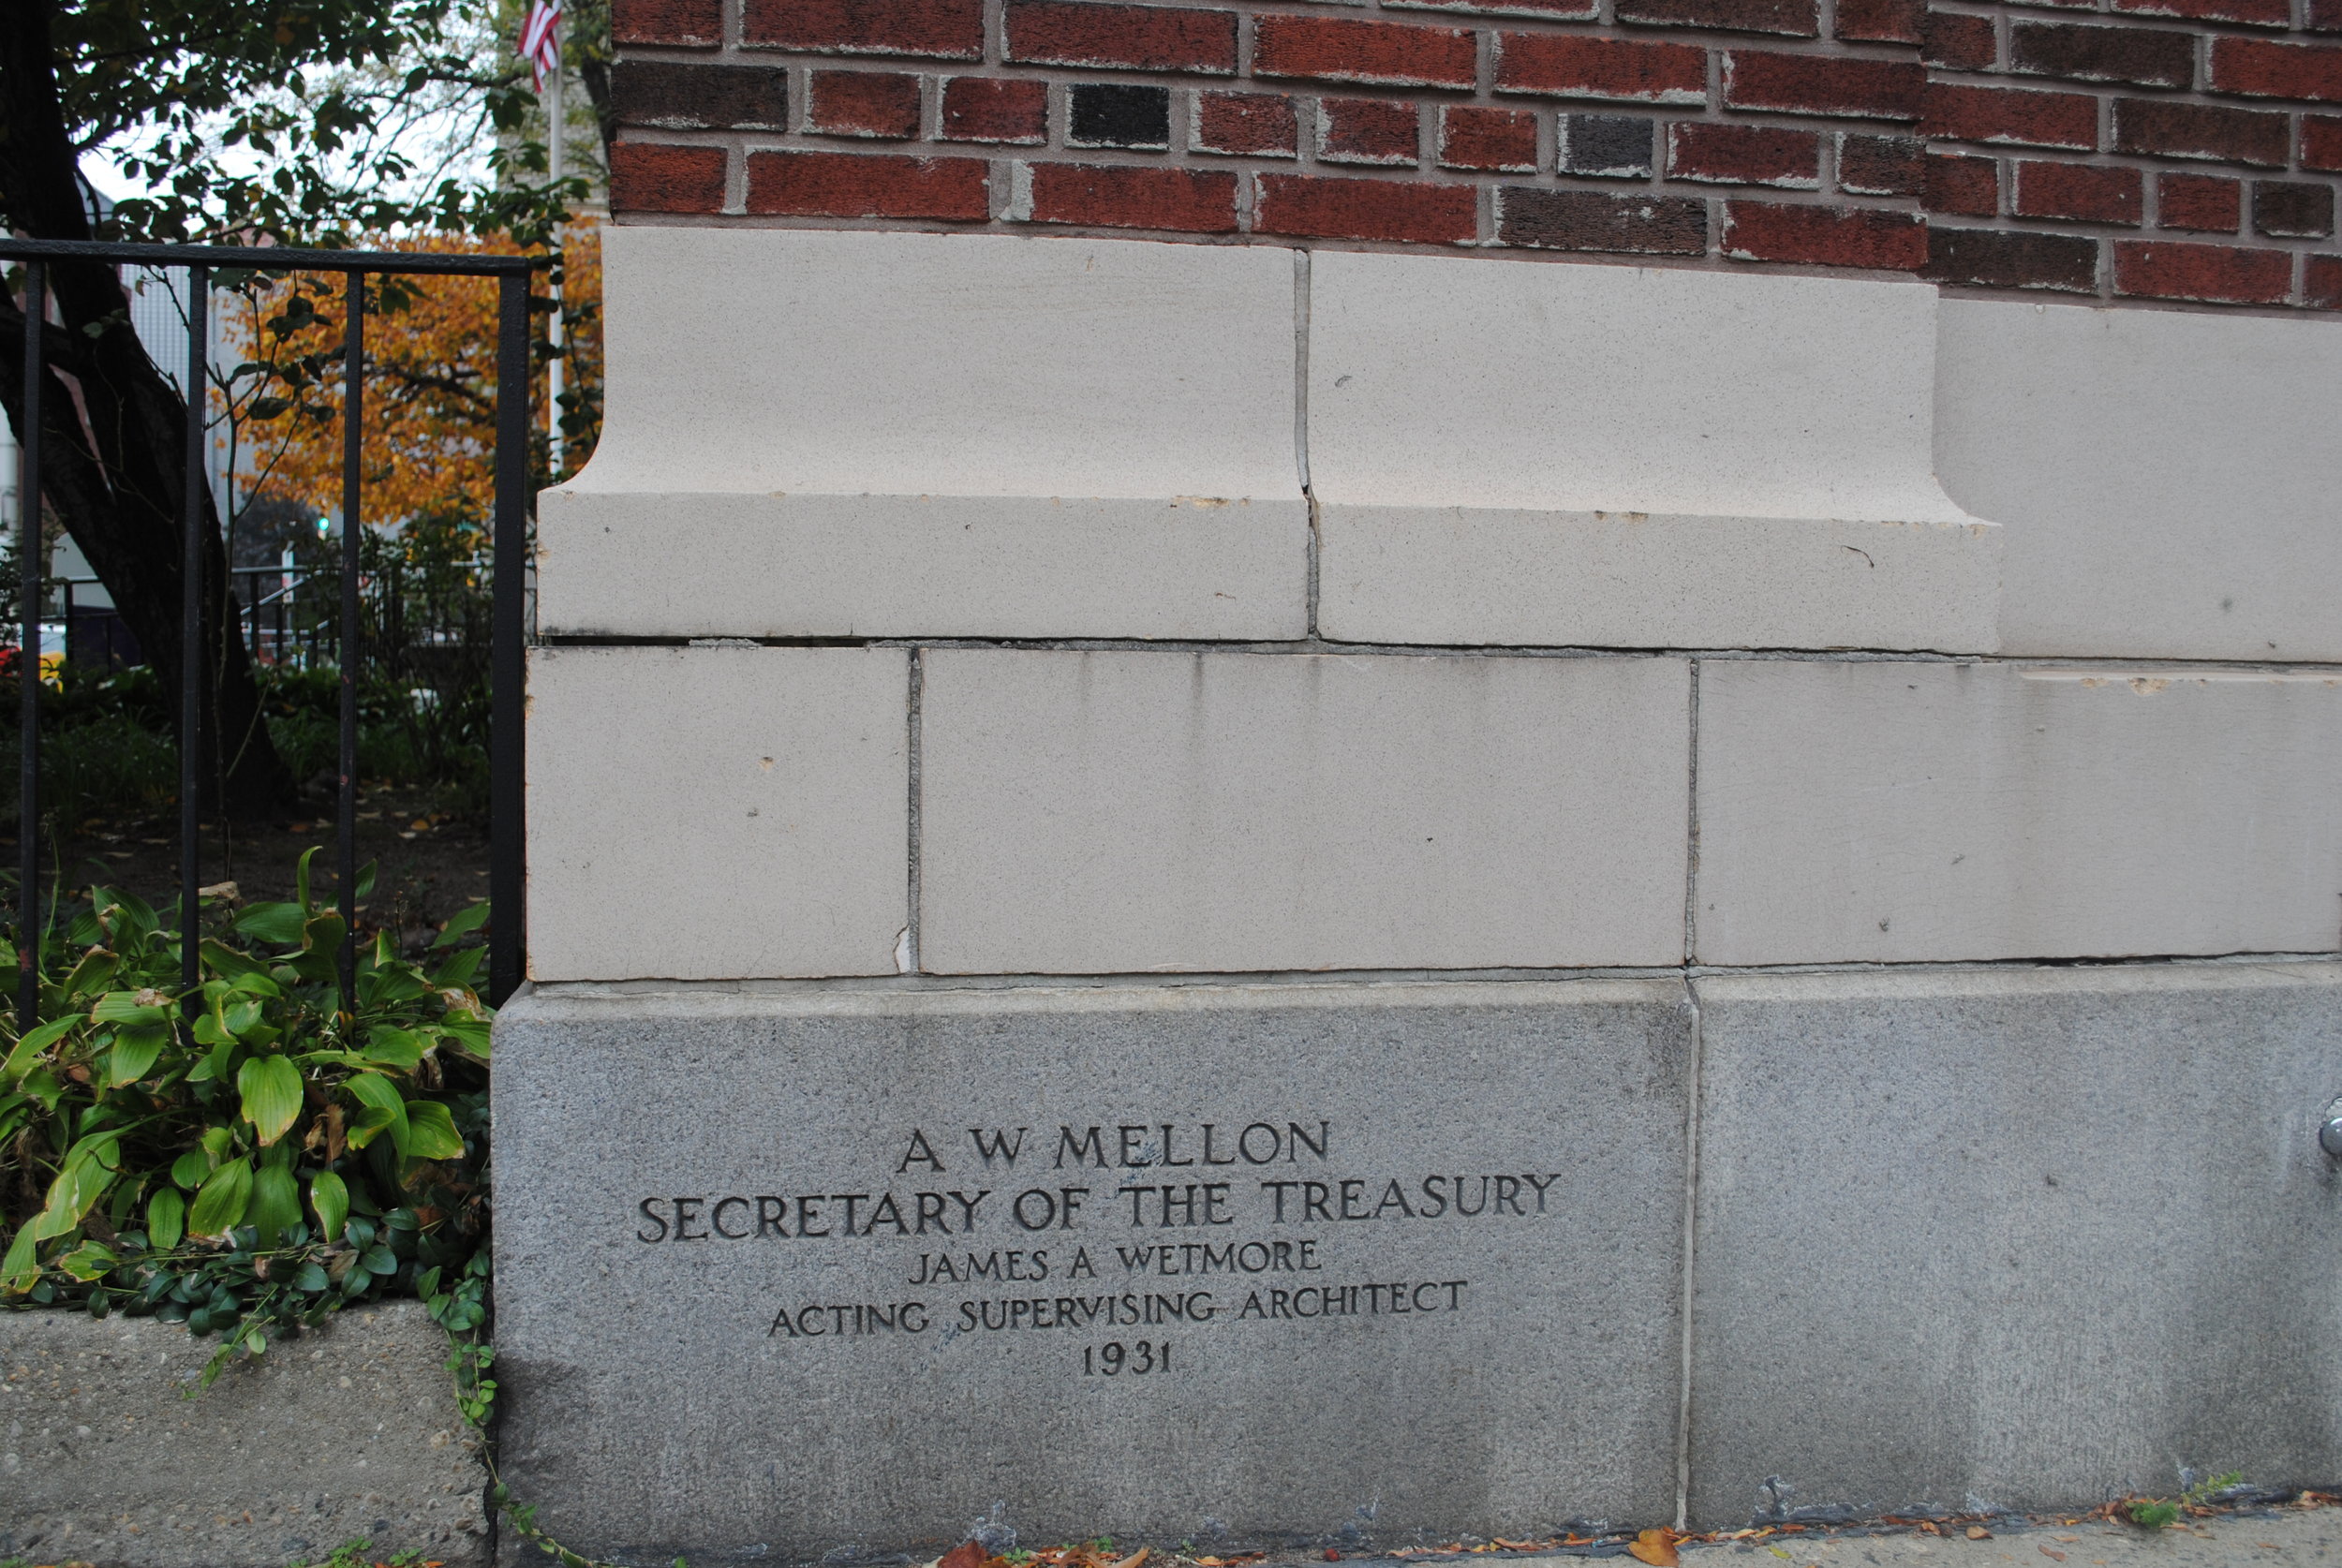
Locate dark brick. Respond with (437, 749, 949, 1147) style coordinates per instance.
(2012, 158, 2142, 223)
(1615, 0, 1819, 37)
(609, 141, 729, 213)
(1496, 186, 1708, 252)
(1839, 133, 1924, 196)
(805, 70, 922, 138)
(2306, 252, 2342, 306)
(2255, 180, 2336, 237)
(1253, 172, 1480, 242)
(1253, 15, 1478, 88)
(1024, 163, 1238, 230)
(1723, 200, 1928, 267)
(1069, 82, 1171, 147)
(941, 78, 1049, 143)
(2315, 0, 2342, 32)
(1668, 121, 1821, 185)
(1924, 151, 2000, 214)
(2009, 22, 2193, 87)
(2112, 0, 2288, 24)
(1923, 8, 1997, 69)
(1560, 113, 1657, 175)
(2210, 37, 2342, 103)
(1924, 82, 2098, 146)
(1922, 226, 2099, 289)
(1193, 91, 1299, 156)
(747, 149, 990, 218)
(2114, 98, 2289, 167)
(1386, 0, 1597, 16)
(1004, 0, 1238, 74)
(743, 0, 983, 57)
(1725, 52, 1924, 120)
(2113, 238, 2292, 302)
(1440, 106, 1542, 170)
(2158, 172, 2241, 230)
(1837, 0, 1924, 42)
(610, 62, 788, 131)
(1496, 34, 1709, 102)
(1319, 97, 1423, 165)
(2305, 115, 2342, 171)
(614, 0, 723, 46)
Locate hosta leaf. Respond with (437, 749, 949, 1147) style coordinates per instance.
(359, 1027, 423, 1071)
(248, 1164, 302, 1248)
(170, 1149, 211, 1189)
(434, 902, 491, 946)
(302, 912, 348, 956)
(224, 996, 263, 1035)
(309, 1169, 349, 1243)
(186, 1160, 254, 1237)
(104, 1023, 170, 1087)
(91, 990, 169, 1024)
(147, 1186, 186, 1250)
(402, 1100, 466, 1161)
(346, 1103, 396, 1150)
(1, 1225, 39, 1293)
(3, 1014, 79, 1081)
(236, 1055, 304, 1146)
(233, 902, 307, 946)
(344, 1072, 409, 1156)
(57, 1239, 118, 1282)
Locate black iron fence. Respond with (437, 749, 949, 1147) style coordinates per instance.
(4, 238, 530, 1024)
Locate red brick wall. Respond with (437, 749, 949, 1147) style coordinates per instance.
(609, 0, 2342, 308)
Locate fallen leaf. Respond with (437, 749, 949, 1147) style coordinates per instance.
(2053, 1538, 2079, 1545)
(1966, 1529, 1993, 1541)
(1495, 1543, 1541, 1552)
(1630, 1531, 1679, 1568)
(1771, 1548, 1794, 1560)
(2039, 1550, 2066, 1561)
(199, 880, 239, 900)
(938, 1542, 987, 1568)
(1325, 1554, 1341, 1563)
(1111, 1551, 1149, 1568)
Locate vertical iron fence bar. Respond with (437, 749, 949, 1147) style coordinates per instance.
(17, 261, 45, 1034)
(488, 272, 526, 1006)
(179, 269, 208, 1002)
(337, 274, 363, 1014)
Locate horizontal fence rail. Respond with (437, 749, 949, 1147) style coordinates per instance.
(2, 237, 532, 1028)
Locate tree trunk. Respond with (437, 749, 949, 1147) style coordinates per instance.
(0, 0, 296, 818)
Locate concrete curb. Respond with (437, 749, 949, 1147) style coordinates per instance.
(1, 1300, 490, 1568)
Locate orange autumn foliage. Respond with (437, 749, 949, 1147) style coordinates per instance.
(223, 225, 601, 532)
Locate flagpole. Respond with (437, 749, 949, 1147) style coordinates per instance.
(544, 6, 565, 479)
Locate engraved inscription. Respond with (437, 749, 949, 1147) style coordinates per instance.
(631, 1117, 1560, 1368)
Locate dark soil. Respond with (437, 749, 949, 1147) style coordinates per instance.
(7, 782, 493, 955)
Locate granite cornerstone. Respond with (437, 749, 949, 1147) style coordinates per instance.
(497, 0, 2342, 1553)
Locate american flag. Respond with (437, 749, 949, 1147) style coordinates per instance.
(518, 0, 562, 91)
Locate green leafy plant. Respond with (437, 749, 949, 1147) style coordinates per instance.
(0, 851, 491, 1383)
(2125, 1470, 2245, 1530)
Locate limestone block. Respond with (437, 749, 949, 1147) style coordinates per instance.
(0, 1302, 488, 1568)
(492, 977, 1693, 1561)
(526, 644, 909, 980)
(1939, 297, 2342, 662)
(1307, 253, 2001, 652)
(917, 648, 1691, 972)
(539, 227, 1307, 639)
(1694, 659, 2342, 965)
(1686, 962, 2342, 1524)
